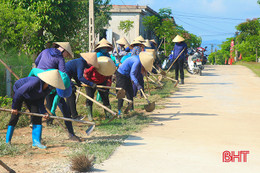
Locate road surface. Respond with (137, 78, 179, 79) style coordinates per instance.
(93, 65, 260, 173)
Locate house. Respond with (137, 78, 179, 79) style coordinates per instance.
(105, 5, 159, 45)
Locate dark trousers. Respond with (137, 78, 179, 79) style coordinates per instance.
(116, 71, 134, 110)
(174, 58, 184, 80)
(66, 85, 78, 117)
(8, 100, 42, 126)
(85, 81, 110, 107)
(45, 93, 74, 135)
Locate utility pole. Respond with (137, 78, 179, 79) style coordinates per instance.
(89, 0, 95, 52)
(211, 44, 213, 53)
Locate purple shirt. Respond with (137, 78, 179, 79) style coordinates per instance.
(12, 77, 52, 113)
(173, 42, 188, 60)
(35, 48, 66, 73)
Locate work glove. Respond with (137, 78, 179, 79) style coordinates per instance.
(137, 84, 143, 90)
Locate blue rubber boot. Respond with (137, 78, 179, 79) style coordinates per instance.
(32, 125, 46, 149)
(6, 125, 14, 144)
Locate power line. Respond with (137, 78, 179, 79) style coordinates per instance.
(172, 10, 246, 21)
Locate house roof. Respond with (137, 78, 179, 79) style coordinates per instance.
(111, 5, 158, 16)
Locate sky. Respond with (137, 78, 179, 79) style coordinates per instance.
(110, 0, 260, 49)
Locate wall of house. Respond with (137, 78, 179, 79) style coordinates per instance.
(107, 12, 140, 45)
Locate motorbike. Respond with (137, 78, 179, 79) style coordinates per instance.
(184, 47, 207, 76)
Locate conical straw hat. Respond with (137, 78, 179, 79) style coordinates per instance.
(139, 52, 154, 72)
(129, 40, 144, 49)
(37, 69, 65, 89)
(145, 49, 156, 59)
(150, 39, 157, 46)
(80, 52, 99, 68)
(172, 35, 185, 42)
(116, 37, 130, 48)
(143, 40, 152, 48)
(134, 35, 145, 42)
(95, 42, 113, 52)
(96, 56, 116, 76)
(97, 38, 112, 46)
(53, 42, 74, 58)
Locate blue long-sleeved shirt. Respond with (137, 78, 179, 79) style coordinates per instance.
(117, 55, 142, 88)
(35, 48, 66, 73)
(65, 57, 94, 86)
(173, 42, 188, 60)
(12, 77, 52, 113)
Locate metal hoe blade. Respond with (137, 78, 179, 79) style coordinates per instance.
(116, 89, 126, 99)
(144, 101, 155, 112)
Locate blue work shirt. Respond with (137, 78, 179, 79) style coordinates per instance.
(12, 77, 52, 113)
(65, 57, 94, 86)
(173, 42, 188, 60)
(117, 55, 142, 88)
(35, 48, 66, 73)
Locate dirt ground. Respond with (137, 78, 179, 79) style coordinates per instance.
(93, 65, 260, 173)
(1, 65, 260, 173)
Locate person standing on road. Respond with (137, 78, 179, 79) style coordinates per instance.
(172, 35, 188, 84)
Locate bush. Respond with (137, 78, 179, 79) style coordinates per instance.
(242, 55, 257, 62)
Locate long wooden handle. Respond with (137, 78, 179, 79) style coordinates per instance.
(0, 58, 20, 80)
(76, 90, 117, 116)
(145, 72, 151, 95)
(166, 48, 186, 74)
(140, 89, 150, 104)
(0, 108, 95, 125)
(96, 85, 122, 90)
(0, 160, 15, 173)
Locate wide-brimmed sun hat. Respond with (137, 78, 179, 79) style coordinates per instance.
(96, 56, 116, 76)
(53, 42, 74, 58)
(80, 52, 99, 68)
(172, 35, 185, 42)
(97, 38, 112, 46)
(129, 40, 145, 49)
(139, 52, 154, 72)
(94, 42, 113, 52)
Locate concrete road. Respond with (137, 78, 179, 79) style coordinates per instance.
(93, 65, 260, 173)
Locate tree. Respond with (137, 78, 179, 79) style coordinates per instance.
(0, 2, 39, 54)
(118, 20, 134, 37)
(235, 18, 260, 61)
(158, 8, 172, 20)
(1, 0, 111, 56)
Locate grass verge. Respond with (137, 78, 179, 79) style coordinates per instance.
(236, 61, 260, 77)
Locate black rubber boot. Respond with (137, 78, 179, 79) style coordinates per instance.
(104, 105, 112, 118)
(86, 105, 93, 121)
(181, 79, 184, 84)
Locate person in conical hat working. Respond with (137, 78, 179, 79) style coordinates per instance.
(83, 56, 116, 120)
(172, 35, 188, 84)
(28, 68, 81, 142)
(112, 37, 129, 62)
(34, 41, 73, 124)
(35, 42, 74, 73)
(5, 69, 68, 148)
(65, 52, 99, 120)
(94, 38, 114, 105)
(116, 51, 154, 115)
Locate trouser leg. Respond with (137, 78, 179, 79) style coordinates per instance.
(66, 85, 78, 118)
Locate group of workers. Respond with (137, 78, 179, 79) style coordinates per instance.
(4, 35, 161, 148)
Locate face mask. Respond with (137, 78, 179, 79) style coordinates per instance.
(100, 48, 107, 54)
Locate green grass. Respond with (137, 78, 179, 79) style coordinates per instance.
(0, 73, 177, 164)
(236, 61, 260, 77)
